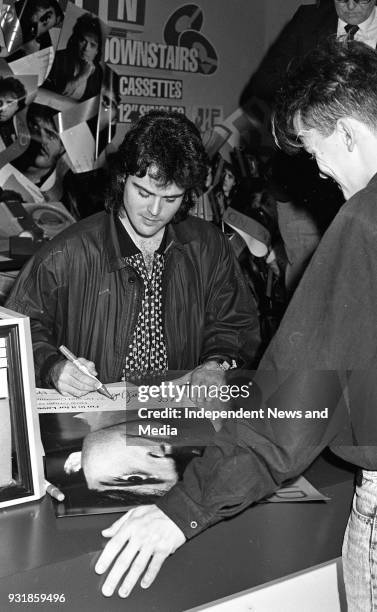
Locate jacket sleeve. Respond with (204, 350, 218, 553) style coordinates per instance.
(157, 369, 347, 539)
(5, 248, 66, 387)
(200, 230, 261, 368)
(158, 194, 377, 538)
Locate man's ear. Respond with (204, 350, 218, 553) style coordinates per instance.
(64, 451, 82, 474)
(336, 117, 355, 152)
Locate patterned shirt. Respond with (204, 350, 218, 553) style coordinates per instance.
(123, 251, 168, 382)
(115, 218, 168, 383)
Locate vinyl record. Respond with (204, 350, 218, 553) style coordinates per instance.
(23, 203, 75, 239)
(164, 4, 203, 46)
(178, 30, 218, 75)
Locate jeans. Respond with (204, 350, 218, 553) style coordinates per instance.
(343, 471, 377, 611)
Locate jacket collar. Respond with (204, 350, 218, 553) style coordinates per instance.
(104, 211, 189, 272)
(366, 171, 377, 191)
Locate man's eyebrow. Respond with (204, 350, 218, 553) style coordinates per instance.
(40, 9, 53, 21)
(132, 180, 184, 198)
(99, 475, 165, 487)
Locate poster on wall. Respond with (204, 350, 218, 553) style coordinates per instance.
(70, 0, 272, 162)
(102, 1, 221, 130)
(0, 0, 272, 177)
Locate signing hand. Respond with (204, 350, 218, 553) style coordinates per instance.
(95, 505, 186, 598)
(50, 357, 98, 397)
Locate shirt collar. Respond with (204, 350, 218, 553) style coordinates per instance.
(115, 215, 168, 258)
(105, 212, 189, 272)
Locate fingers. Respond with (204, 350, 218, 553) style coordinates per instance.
(96, 521, 131, 575)
(94, 507, 186, 598)
(140, 553, 166, 589)
(77, 358, 97, 376)
(101, 512, 132, 538)
(51, 359, 98, 396)
(101, 541, 141, 597)
(118, 550, 162, 598)
(100, 547, 166, 598)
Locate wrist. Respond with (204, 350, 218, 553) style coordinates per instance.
(40, 354, 65, 388)
(203, 357, 237, 371)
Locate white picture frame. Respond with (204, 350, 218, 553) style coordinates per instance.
(0, 306, 44, 508)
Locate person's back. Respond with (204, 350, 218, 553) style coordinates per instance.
(241, 0, 336, 106)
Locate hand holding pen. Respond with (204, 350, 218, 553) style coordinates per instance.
(49, 345, 113, 399)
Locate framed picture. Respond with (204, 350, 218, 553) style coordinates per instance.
(0, 306, 44, 508)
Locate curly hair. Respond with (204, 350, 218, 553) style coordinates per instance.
(0, 76, 27, 112)
(66, 13, 102, 64)
(273, 39, 377, 154)
(27, 102, 56, 127)
(105, 110, 209, 221)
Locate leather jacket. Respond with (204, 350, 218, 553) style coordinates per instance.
(6, 211, 261, 386)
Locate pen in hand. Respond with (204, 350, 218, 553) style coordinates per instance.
(58, 345, 114, 400)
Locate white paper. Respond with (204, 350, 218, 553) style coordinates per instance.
(266, 475, 330, 503)
(36, 380, 197, 413)
(0, 367, 8, 398)
(186, 558, 343, 612)
(9, 47, 55, 87)
(59, 122, 95, 173)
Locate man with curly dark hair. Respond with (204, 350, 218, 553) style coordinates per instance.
(6, 109, 260, 393)
(0, 76, 27, 151)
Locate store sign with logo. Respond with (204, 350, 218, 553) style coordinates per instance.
(75, 0, 146, 29)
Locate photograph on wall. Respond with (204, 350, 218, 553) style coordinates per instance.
(0, 0, 64, 61)
(0, 161, 49, 203)
(0, 60, 39, 167)
(42, 2, 108, 104)
(9, 101, 69, 200)
(54, 65, 121, 174)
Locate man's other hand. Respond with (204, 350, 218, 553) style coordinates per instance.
(95, 505, 186, 598)
(50, 357, 98, 397)
(190, 360, 227, 390)
(189, 361, 227, 430)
